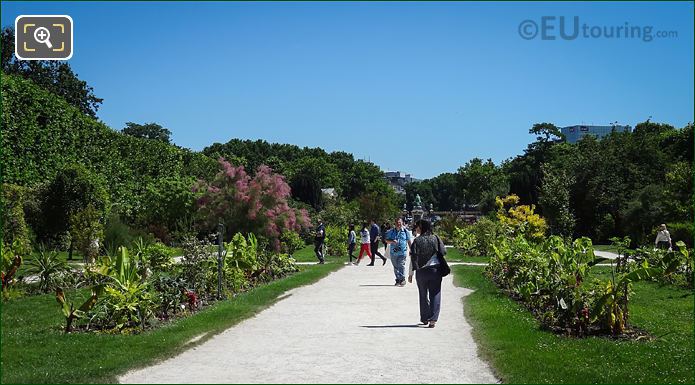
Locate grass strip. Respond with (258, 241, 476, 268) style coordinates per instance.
(1, 263, 342, 383)
(453, 265, 694, 384)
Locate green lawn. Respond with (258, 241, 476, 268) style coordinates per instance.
(445, 247, 489, 263)
(1, 263, 342, 383)
(453, 265, 694, 383)
(292, 244, 351, 263)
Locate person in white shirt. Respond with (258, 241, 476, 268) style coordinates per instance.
(655, 223, 672, 250)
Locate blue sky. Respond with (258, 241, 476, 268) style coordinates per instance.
(2, 1, 693, 179)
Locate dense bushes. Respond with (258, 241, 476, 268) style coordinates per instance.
(1, 74, 217, 231)
(194, 158, 311, 250)
(1, 184, 32, 254)
(50, 232, 299, 333)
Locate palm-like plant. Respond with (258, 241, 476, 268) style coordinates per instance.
(27, 245, 70, 293)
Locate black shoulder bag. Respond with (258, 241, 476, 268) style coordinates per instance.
(435, 235, 451, 277)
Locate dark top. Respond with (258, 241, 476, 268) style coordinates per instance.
(369, 223, 380, 242)
(410, 234, 446, 271)
(315, 224, 326, 241)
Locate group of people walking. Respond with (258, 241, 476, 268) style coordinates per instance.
(315, 217, 447, 328)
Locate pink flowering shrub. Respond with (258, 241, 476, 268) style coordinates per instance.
(194, 158, 310, 250)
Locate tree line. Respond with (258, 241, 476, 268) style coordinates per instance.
(407, 122, 693, 246)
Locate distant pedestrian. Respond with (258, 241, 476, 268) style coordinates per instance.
(381, 222, 391, 259)
(354, 223, 372, 266)
(369, 219, 387, 266)
(314, 220, 326, 264)
(655, 223, 672, 250)
(408, 219, 446, 328)
(386, 217, 412, 286)
(347, 224, 357, 264)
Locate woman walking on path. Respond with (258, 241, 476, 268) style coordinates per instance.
(408, 219, 446, 328)
(655, 223, 672, 250)
(354, 223, 372, 265)
(347, 224, 357, 264)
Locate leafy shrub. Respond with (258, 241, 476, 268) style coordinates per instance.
(145, 242, 175, 272)
(2, 242, 25, 300)
(179, 236, 215, 300)
(280, 230, 305, 256)
(151, 271, 186, 318)
(27, 245, 70, 293)
(486, 234, 662, 336)
(452, 226, 477, 256)
(324, 225, 346, 257)
(1, 74, 218, 225)
(194, 158, 311, 251)
(633, 242, 693, 288)
(139, 176, 197, 243)
(470, 217, 504, 257)
(38, 164, 109, 247)
(99, 247, 156, 331)
(1, 184, 32, 255)
(496, 194, 547, 241)
(436, 215, 468, 243)
(69, 204, 105, 263)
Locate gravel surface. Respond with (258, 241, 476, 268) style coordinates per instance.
(120, 254, 498, 384)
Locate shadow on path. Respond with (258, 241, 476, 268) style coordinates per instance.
(360, 324, 423, 329)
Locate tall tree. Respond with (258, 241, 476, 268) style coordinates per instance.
(122, 122, 172, 143)
(1, 27, 103, 118)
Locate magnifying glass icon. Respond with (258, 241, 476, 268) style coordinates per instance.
(33, 27, 53, 49)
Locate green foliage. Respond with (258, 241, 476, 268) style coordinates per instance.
(435, 215, 467, 243)
(452, 226, 476, 256)
(2, 27, 103, 117)
(486, 230, 667, 336)
(179, 236, 214, 298)
(457, 158, 509, 213)
(496, 194, 548, 241)
(139, 176, 196, 243)
(454, 264, 694, 384)
(1, 74, 217, 225)
(469, 217, 504, 257)
(319, 197, 359, 227)
(27, 245, 70, 293)
(633, 241, 693, 288)
(357, 191, 400, 224)
(38, 164, 109, 246)
(143, 242, 175, 272)
(1, 242, 25, 300)
(121, 122, 172, 143)
(1, 184, 32, 254)
(324, 225, 347, 257)
(55, 285, 103, 332)
(97, 247, 156, 331)
(151, 271, 186, 318)
(202, 139, 390, 203)
(538, 164, 575, 237)
(280, 231, 305, 255)
(648, 222, 693, 248)
(69, 204, 105, 263)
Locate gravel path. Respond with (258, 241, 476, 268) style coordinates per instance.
(119, 254, 497, 384)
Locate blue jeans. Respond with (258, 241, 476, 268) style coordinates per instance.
(392, 254, 406, 283)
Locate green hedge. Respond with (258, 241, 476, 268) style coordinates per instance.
(1, 74, 217, 216)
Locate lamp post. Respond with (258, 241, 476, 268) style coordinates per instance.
(217, 222, 225, 300)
